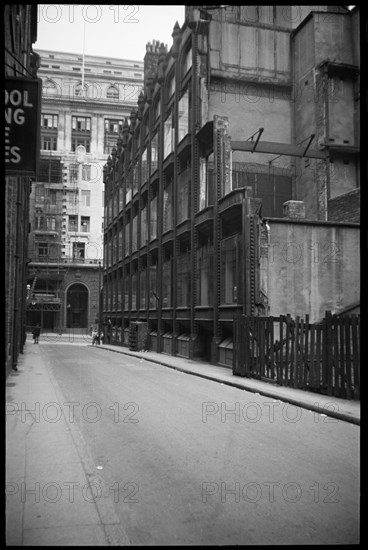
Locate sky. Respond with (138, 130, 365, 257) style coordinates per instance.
(35, 4, 186, 62)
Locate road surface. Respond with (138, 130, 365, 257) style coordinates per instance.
(39, 343, 359, 545)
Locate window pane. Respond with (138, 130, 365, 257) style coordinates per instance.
(178, 163, 190, 223)
(131, 272, 137, 310)
(151, 133, 158, 172)
(68, 215, 77, 231)
(149, 265, 157, 308)
(141, 149, 148, 183)
(132, 215, 138, 252)
(197, 244, 214, 306)
(220, 236, 241, 304)
(81, 216, 90, 232)
(140, 269, 146, 308)
(184, 49, 192, 73)
(178, 90, 189, 142)
(177, 252, 191, 307)
(163, 179, 173, 232)
(81, 190, 91, 206)
(162, 259, 172, 307)
(141, 206, 148, 245)
(150, 196, 157, 240)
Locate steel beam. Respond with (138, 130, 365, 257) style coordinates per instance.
(231, 140, 326, 159)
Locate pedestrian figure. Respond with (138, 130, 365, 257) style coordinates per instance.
(99, 331, 104, 345)
(91, 328, 98, 345)
(32, 324, 40, 344)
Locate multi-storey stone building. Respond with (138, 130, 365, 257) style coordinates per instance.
(5, 5, 39, 374)
(102, 5, 360, 366)
(26, 50, 143, 333)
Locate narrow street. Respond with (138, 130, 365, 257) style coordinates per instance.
(33, 343, 359, 545)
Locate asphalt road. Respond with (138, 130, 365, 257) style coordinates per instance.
(41, 343, 360, 545)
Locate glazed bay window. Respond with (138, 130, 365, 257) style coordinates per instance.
(119, 184, 124, 212)
(163, 112, 174, 159)
(162, 257, 173, 308)
(150, 194, 158, 240)
(178, 90, 190, 143)
(199, 153, 215, 211)
(126, 172, 132, 204)
(141, 205, 148, 245)
(141, 148, 148, 184)
(149, 264, 157, 308)
(184, 48, 192, 74)
(124, 267, 129, 309)
(132, 163, 138, 196)
(168, 74, 175, 99)
(163, 177, 173, 232)
(131, 269, 137, 310)
(177, 251, 191, 307)
(107, 197, 112, 222)
(151, 133, 158, 172)
(107, 240, 112, 267)
(220, 235, 242, 305)
(154, 98, 161, 122)
(125, 222, 130, 257)
(80, 216, 90, 232)
(197, 243, 214, 306)
(132, 214, 138, 252)
(119, 227, 124, 259)
(177, 162, 190, 224)
(139, 267, 147, 309)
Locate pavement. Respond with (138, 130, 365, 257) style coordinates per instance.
(6, 333, 360, 546)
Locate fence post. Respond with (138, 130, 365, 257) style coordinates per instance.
(345, 315, 352, 399)
(351, 315, 360, 399)
(325, 310, 333, 396)
(304, 314, 309, 388)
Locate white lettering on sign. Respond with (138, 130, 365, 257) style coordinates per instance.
(5, 88, 34, 165)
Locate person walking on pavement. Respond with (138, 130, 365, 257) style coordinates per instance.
(91, 327, 98, 346)
(32, 324, 41, 344)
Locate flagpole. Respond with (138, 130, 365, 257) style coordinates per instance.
(81, 18, 86, 96)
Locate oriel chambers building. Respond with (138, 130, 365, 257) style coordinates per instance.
(102, 5, 360, 365)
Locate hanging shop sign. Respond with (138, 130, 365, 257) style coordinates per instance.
(5, 77, 41, 176)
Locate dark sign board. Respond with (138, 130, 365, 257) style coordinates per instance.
(5, 77, 41, 176)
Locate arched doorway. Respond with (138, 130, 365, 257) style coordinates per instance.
(66, 283, 88, 329)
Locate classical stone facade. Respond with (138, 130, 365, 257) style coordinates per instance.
(26, 50, 143, 334)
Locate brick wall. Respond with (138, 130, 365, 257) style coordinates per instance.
(328, 188, 360, 223)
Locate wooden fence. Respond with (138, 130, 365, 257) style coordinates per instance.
(233, 312, 360, 400)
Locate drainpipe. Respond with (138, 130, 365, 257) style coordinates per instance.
(12, 177, 22, 370)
